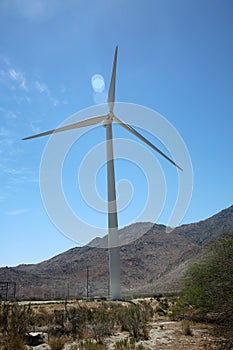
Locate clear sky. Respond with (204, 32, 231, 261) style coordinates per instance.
(1, 0, 233, 267)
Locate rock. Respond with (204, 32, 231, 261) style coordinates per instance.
(26, 344, 51, 350)
(25, 332, 48, 346)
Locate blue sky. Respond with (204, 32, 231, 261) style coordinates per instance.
(1, 0, 233, 266)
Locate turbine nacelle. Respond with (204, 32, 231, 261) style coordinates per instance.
(102, 112, 114, 127)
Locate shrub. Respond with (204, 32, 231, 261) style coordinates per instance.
(0, 301, 35, 349)
(65, 304, 92, 338)
(182, 233, 233, 318)
(116, 305, 149, 341)
(0, 334, 27, 350)
(0, 301, 34, 336)
(181, 320, 193, 336)
(182, 233, 233, 348)
(34, 306, 54, 327)
(88, 305, 114, 343)
(48, 336, 67, 350)
(169, 299, 189, 321)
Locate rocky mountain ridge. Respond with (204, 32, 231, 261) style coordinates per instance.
(1, 205, 233, 300)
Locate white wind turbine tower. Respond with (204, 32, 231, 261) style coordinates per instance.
(23, 46, 182, 300)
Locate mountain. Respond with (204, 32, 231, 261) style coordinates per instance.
(1, 205, 233, 300)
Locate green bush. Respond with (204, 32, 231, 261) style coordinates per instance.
(169, 298, 189, 321)
(182, 233, 233, 348)
(182, 233, 233, 318)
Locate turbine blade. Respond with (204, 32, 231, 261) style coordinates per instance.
(108, 46, 118, 113)
(22, 115, 106, 140)
(114, 116, 183, 171)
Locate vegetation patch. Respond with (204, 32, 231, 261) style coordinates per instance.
(182, 232, 233, 348)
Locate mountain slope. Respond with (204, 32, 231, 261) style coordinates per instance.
(1, 205, 233, 300)
(175, 205, 233, 245)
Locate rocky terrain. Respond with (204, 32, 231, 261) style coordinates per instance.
(1, 205, 233, 300)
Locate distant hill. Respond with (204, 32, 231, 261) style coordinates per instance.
(1, 205, 233, 300)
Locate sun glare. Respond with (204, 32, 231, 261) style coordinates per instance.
(91, 74, 105, 93)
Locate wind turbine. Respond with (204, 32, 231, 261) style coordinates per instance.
(23, 46, 182, 300)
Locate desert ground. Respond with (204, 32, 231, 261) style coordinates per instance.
(16, 298, 221, 350)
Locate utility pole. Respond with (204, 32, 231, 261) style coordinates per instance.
(86, 266, 89, 298)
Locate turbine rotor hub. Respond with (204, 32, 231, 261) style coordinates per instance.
(102, 113, 114, 127)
